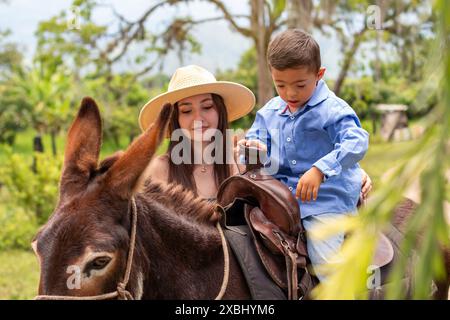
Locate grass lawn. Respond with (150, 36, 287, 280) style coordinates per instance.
(0, 250, 39, 300)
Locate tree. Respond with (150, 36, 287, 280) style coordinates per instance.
(7, 61, 73, 157)
(34, 0, 201, 103)
(195, 0, 433, 101)
(0, 30, 22, 79)
(193, 0, 287, 105)
(0, 30, 25, 145)
(216, 47, 258, 128)
(331, 0, 433, 95)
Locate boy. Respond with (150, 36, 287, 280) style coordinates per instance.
(239, 29, 369, 282)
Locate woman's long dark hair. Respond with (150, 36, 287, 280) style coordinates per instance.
(165, 94, 232, 197)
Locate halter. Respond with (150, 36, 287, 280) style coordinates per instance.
(34, 197, 230, 300)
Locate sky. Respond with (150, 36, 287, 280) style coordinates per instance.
(0, 0, 342, 78)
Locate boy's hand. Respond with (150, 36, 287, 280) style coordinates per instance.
(235, 139, 267, 163)
(237, 139, 267, 152)
(296, 166, 324, 202)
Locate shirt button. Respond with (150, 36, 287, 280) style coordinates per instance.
(286, 137, 291, 142)
(288, 187, 293, 191)
(292, 160, 297, 165)
(290, 116, 295, 120)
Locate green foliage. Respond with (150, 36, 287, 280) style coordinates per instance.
(0, 147, 61, 225)
(5, 61, 75, 137)
(0, 29, 22, 78)
(0, 31, 26, 144)
(0, 206, 38, 251)
(269, 0, 287, 21)
(81, 72, 158, 145)
(359, 140, 418, 191)
(0, 250, 39, 299)
(385, 1, 450, 299)
(35, 0, 107, 73)
(218, 48, 436, 128)
(0, 87, 28, 145)
(338, 77, 374, 118)
(337, 76, 437, 120)
(216, 47, 257, 94)
(35, 0, 202, 80)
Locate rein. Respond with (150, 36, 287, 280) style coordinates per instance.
(34, 197, 230, 300)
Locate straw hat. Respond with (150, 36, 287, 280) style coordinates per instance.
(138, 65, 256, 131)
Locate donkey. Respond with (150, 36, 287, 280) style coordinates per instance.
(32, 97, 250, 299)
(33, 98, 449, 299)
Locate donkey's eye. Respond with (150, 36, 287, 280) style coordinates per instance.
(89, 257, 111, 270)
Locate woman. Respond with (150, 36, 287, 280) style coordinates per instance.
(135, 65, 372, 200)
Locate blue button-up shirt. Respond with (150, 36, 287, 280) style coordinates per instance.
(245, 80, 369, 218)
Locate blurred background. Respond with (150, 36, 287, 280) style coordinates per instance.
(0, 0, 448, 299)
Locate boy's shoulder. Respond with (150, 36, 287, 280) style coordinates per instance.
(320, 85, 351, 110)
(311, 82, 361, 126)
(318, 86, 358, 118)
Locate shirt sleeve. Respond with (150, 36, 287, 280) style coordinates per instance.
(244, 111, 271, 165)
(246, 111, 271, 149)
(313, 114, 369, 178)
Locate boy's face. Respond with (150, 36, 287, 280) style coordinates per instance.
(271, 66, 325, 111)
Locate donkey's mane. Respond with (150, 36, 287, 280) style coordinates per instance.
(140, 179, 217, 224)
(97, 150, 218, 224)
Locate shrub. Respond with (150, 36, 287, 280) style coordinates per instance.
(0, 206, 38, 251)
(0, 146, 61, 225)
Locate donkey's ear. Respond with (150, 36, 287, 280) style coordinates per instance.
(107, 103, 173, 199)
(60, 97, 102, 198)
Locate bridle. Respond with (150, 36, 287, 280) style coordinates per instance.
(34, 197, 230, 300)
(35, 197, 138, 300)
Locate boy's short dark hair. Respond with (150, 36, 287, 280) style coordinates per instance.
(267, 29, 321, 72)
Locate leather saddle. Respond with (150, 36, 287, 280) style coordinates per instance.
(216, 167, 402, 299)
(216, 168, 316, 299)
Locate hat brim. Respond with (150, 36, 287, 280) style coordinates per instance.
(138, 81, 256, 131)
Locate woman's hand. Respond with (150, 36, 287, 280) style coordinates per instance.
(361, 168, 373, 200)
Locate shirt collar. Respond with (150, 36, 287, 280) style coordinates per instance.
(276, 79, 330, 116)
(307, 79, 329, 107)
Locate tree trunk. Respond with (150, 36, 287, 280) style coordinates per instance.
(372, 111, 378, 135)
(333, 28, 367, 96)
(256, 43, 273, 106)
(51, 130, 57, 157)
(6, 135, 15, 146)
(32, 133, 45, 221)
(287, 0, 313, 32)
(251, 0, 273, 106)
(32, 134, 44, 173)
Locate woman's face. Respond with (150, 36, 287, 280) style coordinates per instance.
(177, 93, 219, 142)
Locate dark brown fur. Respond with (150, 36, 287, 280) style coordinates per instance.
(33, 97, 250, 299)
